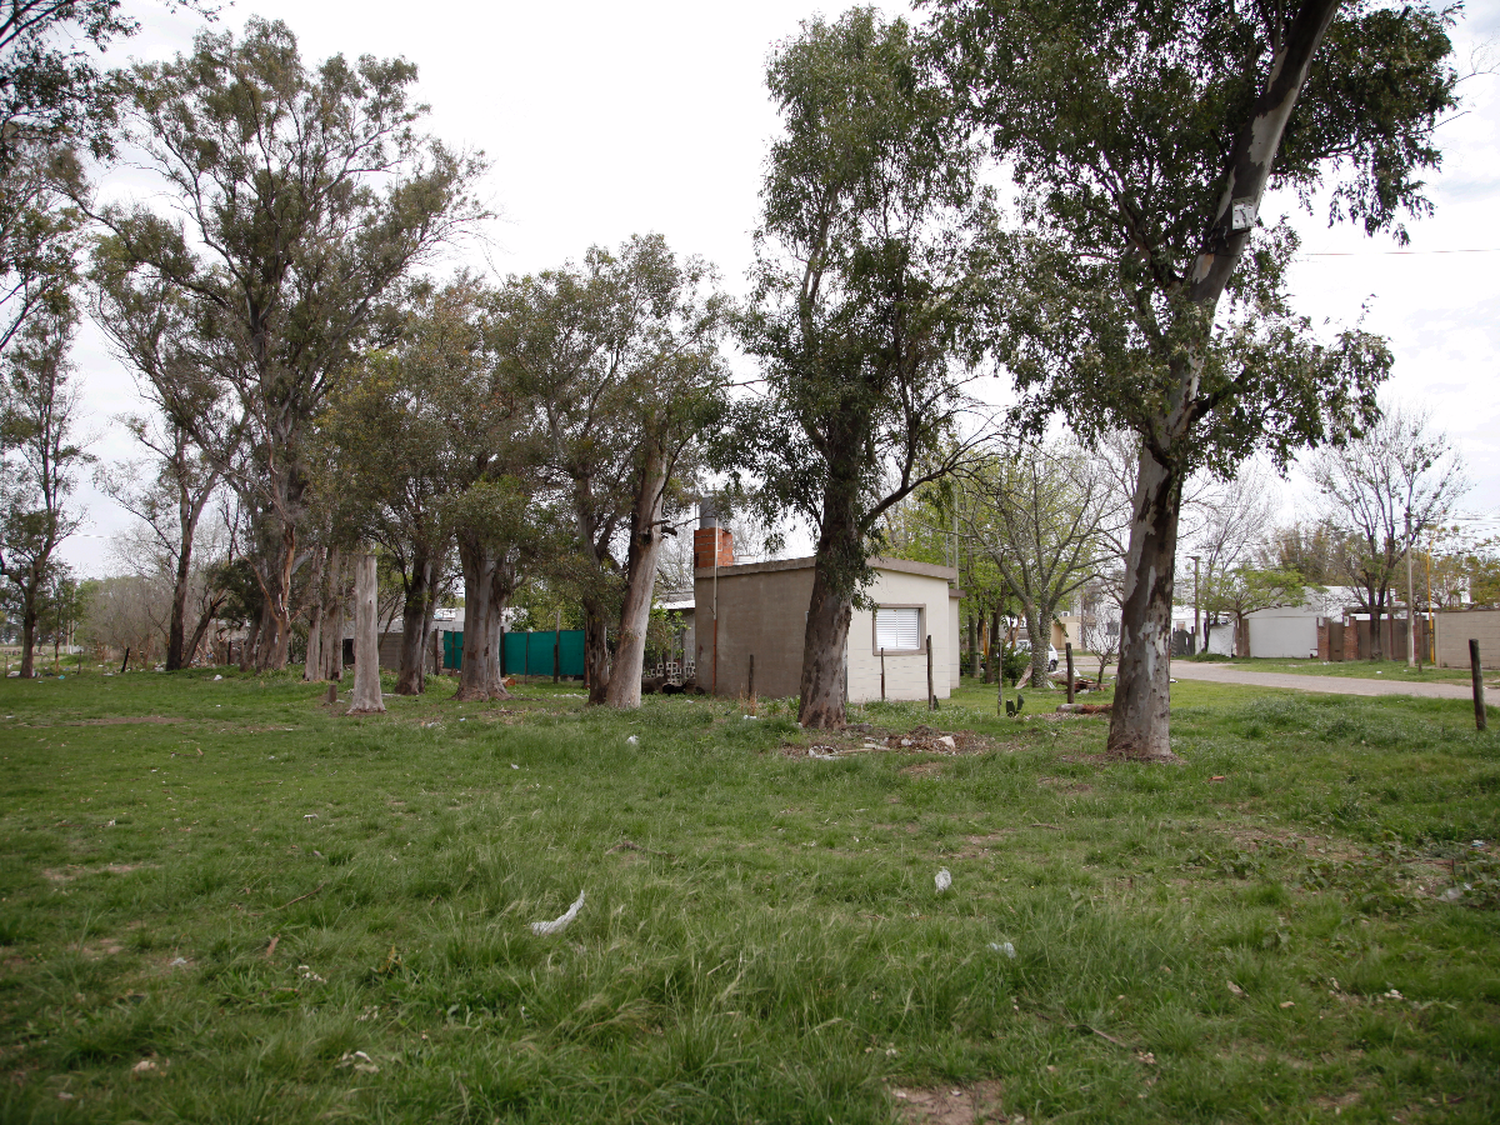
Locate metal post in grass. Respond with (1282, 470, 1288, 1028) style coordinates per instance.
(749, 653, 754, 699)
(880, 647, 886, 701)
(1472, 640, 1488, 732)
(1065, 642, 1075, 704)
(926, 635, 936, 711)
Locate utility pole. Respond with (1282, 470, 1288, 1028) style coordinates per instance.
(1406, 513, 1416, 668)
(1191, 555, 1201, 656)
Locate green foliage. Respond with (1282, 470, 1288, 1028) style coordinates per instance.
(731, 7, 997, 599)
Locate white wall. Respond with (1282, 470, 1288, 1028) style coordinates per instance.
(845, 568, 957, 703)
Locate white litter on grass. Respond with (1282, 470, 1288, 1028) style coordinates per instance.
(214, 674, 222, 681)
(989, 941, 1016, 959)
(511, 764, 520, 770)
(626, 735, 639, 745)
(742, 714, 758, 720)
(935, 868, 952, 893)
(531, 891, 586, 935)
(303, 813, 318, 820)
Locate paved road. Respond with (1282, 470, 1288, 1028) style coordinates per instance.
(1167, 660, 1490, 701)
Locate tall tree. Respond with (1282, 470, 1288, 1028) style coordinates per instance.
(87, 17, 485, 670)
(497, 234, 728, 708)
(1309, 406, 1467, 658)
(737, 8, 997, 728)
(0, 301, 88, 676)
(928, 0, 1456, 758)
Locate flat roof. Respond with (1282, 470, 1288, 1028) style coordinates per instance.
(694, 555, 958, 582)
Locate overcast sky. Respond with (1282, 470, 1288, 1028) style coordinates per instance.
(56, 0, 1500, 574)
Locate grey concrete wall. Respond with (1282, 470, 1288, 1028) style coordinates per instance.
(1435, 609, 1500, 669)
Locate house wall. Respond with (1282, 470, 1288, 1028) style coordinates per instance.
(949, 593, 962, 690)
(693, 560, 815, 700)
(692, 556, 958, 702)
(846, 567, 958, 703)
(1434, 608, 1500, 670)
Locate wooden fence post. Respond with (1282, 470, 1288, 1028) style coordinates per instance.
(1065, 642, 1075, 704)
(1472, 640, 1488, 732)
(926, 636, 936, 711)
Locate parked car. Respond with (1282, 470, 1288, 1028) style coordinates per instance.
(1015, 637, 1059, 672)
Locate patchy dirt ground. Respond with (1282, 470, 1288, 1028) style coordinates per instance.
(890, 1080, 1009, 1124)
(783, 723, 997, 760)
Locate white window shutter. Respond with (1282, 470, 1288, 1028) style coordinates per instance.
(876, 607, 920, 651)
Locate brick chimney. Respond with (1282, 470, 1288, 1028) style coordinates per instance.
(694, 495, 734, 569)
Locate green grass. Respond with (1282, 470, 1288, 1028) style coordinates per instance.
(1186, 656, 1493, 686)
(1, 668, 1497, 1123)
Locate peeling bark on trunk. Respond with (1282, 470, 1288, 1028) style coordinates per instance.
(238, 613, 260, 673)
(1107, 450, 1182, 762)
(322, 548, 344, 682)
(1107, 0, 1339, 757)
(303, 547, 328, 681)
(1025, 608, 1050, 689)
(348, 552, 385, 714)
(605, 449, 668, 710)
(799, 560, 852, 728)
(453, 534, 511, 702)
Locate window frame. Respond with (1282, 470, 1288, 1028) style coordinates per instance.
(872, 604, 925, 655)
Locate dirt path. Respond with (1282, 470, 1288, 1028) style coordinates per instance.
(1168, 660, 1488, 701)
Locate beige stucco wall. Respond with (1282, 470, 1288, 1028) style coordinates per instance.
(693, 556, 959, 702)
(1434, 609, 1500, 670)
(693, 560, 815, 699)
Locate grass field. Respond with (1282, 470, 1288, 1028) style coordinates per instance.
(1, 670, 1497, 1124)
(1188, 657, 1494, 687)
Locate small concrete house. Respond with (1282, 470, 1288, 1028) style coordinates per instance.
(691, 523, 961, 702)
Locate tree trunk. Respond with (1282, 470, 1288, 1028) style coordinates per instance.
(238, 613, 260, 673)
(453, 533, 510, 702)
(798, 558, 852, 728)
(1106, 449, 1182, 761)
(348, 552, 385, 714)
(582, 594, 610, 705)
(394, 551, 436, 695)
(184, 593, 224, 669)
(19, 597, 37, 678)
(302, 546, 328, 681)
(1025, 602, 1050, 688)
(165, 545, 192, 672)
(967, 613, 979, 678)
(606, 448, 668, 709)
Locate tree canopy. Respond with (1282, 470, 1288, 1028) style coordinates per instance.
(926, 0, 1457, 757)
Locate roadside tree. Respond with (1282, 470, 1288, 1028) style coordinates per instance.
(928, 0, 1455, 758)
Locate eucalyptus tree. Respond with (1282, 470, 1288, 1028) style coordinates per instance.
(321, 277, 546, 701)
(495, 234, 729, 708)
(736, 8, 998, 728)
(928, 0, 1456, 758)
(0, 302, 89, 677)
(87, 17, 485, 671)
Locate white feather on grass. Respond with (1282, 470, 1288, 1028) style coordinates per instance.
(530, 891, 586, 935)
